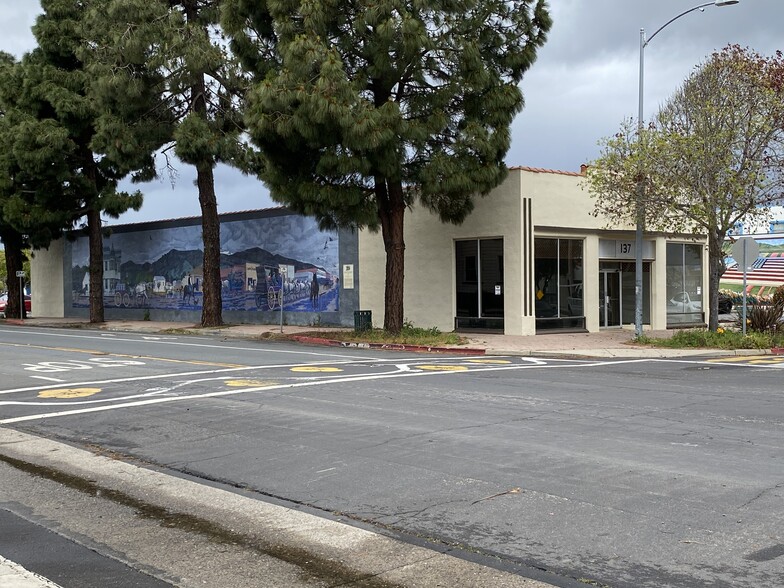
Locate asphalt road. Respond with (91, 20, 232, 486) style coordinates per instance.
(0, 507, 172, 588)
(0, 325, 782, 588)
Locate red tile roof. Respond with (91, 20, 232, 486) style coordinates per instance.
(509, 166, 584, 177)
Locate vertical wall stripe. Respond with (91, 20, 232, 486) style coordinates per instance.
(523, 197, 533, 317)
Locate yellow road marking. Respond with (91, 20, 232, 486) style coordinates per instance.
(224, 379, 278, 387)
(707, 356, 770, 363)
(0, 342, 243, 368)
(466, 359, 512, 364)
(418, 365, 468, 371)
(38, 388, 102, 399)
(290, 366, 343, 373)
(156, 358, 244, 368)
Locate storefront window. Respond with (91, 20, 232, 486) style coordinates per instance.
(535, 238, 584, 331)
(667, 243, 703, 326)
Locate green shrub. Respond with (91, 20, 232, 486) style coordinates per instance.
(648, 328, 784, 350)
(300, 324, 462, 346)
(637, 327, 784, 349)
(735, 304, 783, 333)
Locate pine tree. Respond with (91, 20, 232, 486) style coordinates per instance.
(86, 0, 247, 327)
(0, 1, 153, 323)
(0, 53, 30, 319)
(223, 0, 552, 333)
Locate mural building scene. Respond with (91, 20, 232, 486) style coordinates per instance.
(70, 212, 340, 315)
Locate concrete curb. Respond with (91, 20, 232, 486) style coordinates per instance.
(3, 318, 783, 359)
(0, 428, 553, 588)
(287, 335, 486, 355)
(484, 347, 777, 360)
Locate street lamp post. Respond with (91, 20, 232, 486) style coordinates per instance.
(634, 0, 739, 338)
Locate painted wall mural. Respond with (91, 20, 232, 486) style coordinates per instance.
(71, 213, 340, 313)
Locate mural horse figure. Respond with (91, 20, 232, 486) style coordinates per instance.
(135, 283, 150, 307)
(182, 284, 198, 306)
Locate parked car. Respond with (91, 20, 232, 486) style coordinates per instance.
(0, 293, 32, 317)
(667, 291, 702, 313)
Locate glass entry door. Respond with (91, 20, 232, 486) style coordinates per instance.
(599, 268, 622, 328)
(455, 238, 504, 330)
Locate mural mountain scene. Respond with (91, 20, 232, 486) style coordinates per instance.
(70, 212, 340, 314)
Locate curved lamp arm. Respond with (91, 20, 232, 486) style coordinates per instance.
(645, 2, 715, 47)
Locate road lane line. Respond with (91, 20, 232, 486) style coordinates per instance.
(3, 360, 441, 405)
(651, 357, 784, 368)
(0, 363, 444, 406)
(0, 359, 632, 424)
(0, 354, 512, 397)
(29, 376, 66, 383)
(0, 357, 426, 396)
(0, 328, 378, 360)
(0, 355, 640, 399)
(0, 341, 244, 368)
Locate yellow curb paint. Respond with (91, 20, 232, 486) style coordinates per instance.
(418, 365, 469, 371)
(290, 366, 343, 372)
(38, 388, 102, 399)
(466, 359, 512, 364)
(224, 380, 277, 387)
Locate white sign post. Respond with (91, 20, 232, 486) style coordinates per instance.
(15, 271, 25, 320)
(278, 264, 287, 332)
(731, 237, 760, 336)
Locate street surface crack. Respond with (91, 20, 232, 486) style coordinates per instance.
(738, 480, 784, 509)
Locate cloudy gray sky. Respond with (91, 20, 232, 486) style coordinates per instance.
(2, 0, 781, 225)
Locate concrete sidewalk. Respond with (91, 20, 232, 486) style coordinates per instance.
(3, 316, 770, 359)
(0, 428, 557, 588)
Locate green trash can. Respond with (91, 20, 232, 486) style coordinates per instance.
(354, 310, 372, 332)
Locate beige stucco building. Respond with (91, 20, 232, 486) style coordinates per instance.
(31, 166, 708, 334)
(357, 166, 709, 335)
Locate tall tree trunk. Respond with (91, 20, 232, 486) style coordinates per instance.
(183, 0, 222, 328)
(707, 231, 726, 332)
(377, 178, 405, 334)
(1, 229, 26, 319)
(87, 207, 105, 323)
(197, 160, 222, 327)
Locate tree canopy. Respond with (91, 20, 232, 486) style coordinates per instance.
(0, 0, 160, 322)
(223, 0, 552, 333)
(587, 45, 784, 331)
(85, 0, 248, 327)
